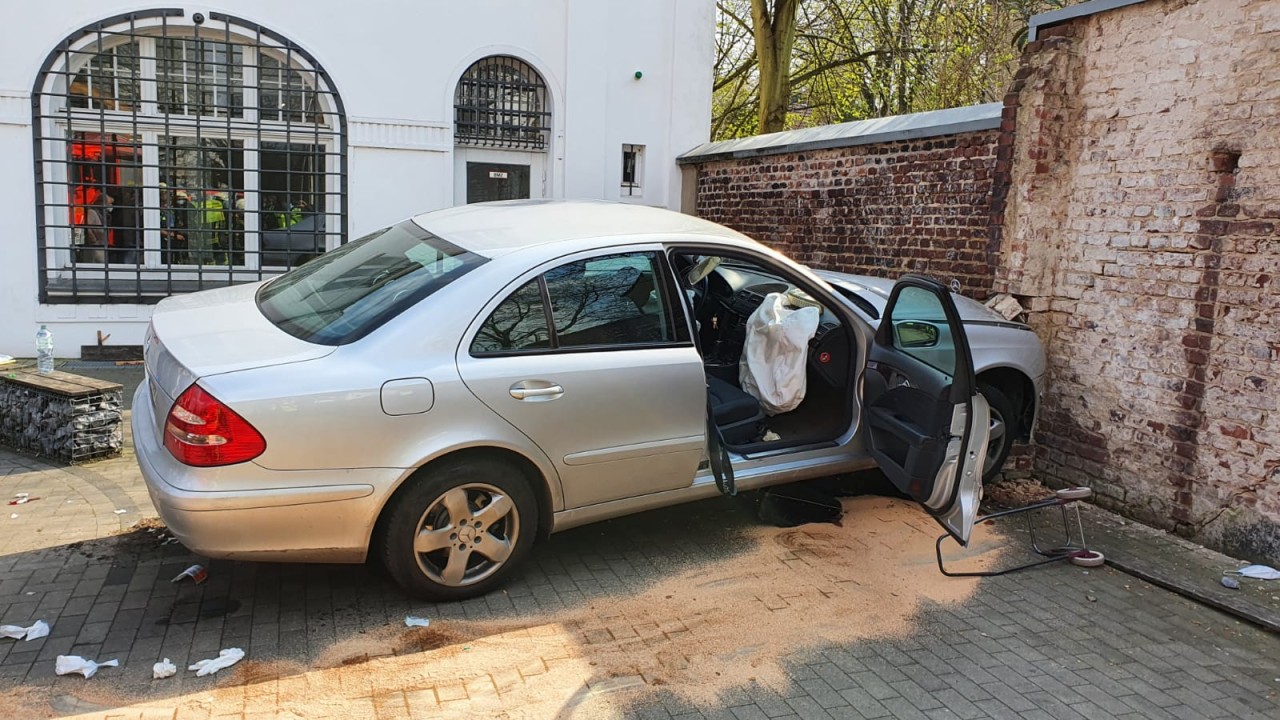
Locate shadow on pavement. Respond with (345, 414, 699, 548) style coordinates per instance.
(1, 473, 1279, 719)
(0, 492, 766, 715)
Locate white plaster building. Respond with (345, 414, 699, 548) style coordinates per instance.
(0, 0, 715, 357)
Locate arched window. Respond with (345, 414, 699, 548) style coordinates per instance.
(454, 56, 550, 150)
(33, 11, 346, 303)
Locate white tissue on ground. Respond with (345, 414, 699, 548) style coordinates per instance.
(0, 620, 50, 641)
(153, 658, 177, 679)
(55, 655, 119, 678)
(405, 616, 430, 628)
(189, 648, 245, 676)
(1227, 564, 1280, 580)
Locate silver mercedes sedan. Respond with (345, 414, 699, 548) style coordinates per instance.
(133, 200, 1044, 600)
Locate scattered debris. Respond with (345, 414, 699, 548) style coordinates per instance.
(404, 616, 430, 628)
(112, 509, 127, 515)
(152, 658, 177, 679)
(1086, 594, 1097, 602)
(1, 620, 50, 641)
(172, 564, 208, 585)
(984, 477, 1054, 509)
(1226, 564, 1280, 581)
(984, 293, 1025, 321)
(55, 655, 118, 678)
(8, 493, 38, 506)
(9, 513, 16, 520)
(762, 430, 781, 442)
(188, 648, 245, 677)
(1222, 576, 1241, 590)
(128, 517, 166, 532)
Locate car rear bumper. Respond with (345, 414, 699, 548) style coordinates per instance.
(131, 382, 400, 563)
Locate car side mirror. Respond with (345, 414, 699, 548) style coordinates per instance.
(895, 321, 939, 348)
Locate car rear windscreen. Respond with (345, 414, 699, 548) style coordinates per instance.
(256, 220, 486, 345)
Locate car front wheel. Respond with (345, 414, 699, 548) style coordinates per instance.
(381, 457, 537, 601)
(978, 383, 1017, 484)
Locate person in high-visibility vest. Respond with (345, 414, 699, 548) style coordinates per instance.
(283, 198, 307, 228)
(190, 192, 226, 264)
(203, 194, 225, 226)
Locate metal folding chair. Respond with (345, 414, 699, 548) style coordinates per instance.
(936, 486, 1104, 577)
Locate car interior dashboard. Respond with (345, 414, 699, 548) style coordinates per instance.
(694, 263, 850, 391)
(676, 255, 856, 452)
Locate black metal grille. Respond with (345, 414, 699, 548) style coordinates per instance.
(32, 10, 347, 303)
(454, 56, 550, 150)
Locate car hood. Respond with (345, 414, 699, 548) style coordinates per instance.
(813, 270, 1024, 327)
(147, 281, 335, 398)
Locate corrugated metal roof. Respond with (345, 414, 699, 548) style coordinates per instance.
(677, 103, 1003, 165)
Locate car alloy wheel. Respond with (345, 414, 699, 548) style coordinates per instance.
(977, 383, 1017, 484)
(413, 483, 518, 587)
(381, 456, 537, 600)
(985, 406, 1007, 471)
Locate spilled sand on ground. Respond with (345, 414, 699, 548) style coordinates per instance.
(15, 496, 1004, 719)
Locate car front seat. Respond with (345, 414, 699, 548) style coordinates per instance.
(707, 376, 765, 445)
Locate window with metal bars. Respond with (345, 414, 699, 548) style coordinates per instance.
(454, 56, 550, 150)
(32, 10, 347, 303)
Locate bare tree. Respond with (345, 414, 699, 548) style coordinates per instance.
(713, 0, 1064, 140)
(751, 0, 801, 134)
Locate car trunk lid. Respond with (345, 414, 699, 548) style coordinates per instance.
(144, 282, 335, 436)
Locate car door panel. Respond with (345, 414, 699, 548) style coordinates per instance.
(865, 276, 989, 544)
(458, 348, 706, 508)
(457, 247, 705, 510)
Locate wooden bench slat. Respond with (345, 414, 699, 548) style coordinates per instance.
(1, 369, 123, 397)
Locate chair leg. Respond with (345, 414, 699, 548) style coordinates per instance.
(936, 487, 1101, 577)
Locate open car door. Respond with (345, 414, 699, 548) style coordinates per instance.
(863, 275, 990, 544)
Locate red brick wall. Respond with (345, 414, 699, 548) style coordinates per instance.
(687, 0, 1280, 565)
(693, 131, 1002, 299)
(998, 0, 1280, 562)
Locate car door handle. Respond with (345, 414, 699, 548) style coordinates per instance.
(509, 383, 564, 400)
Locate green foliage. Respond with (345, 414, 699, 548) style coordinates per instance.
(712, 0, 1066, 140)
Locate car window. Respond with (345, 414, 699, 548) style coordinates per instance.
(257, 220, 486, 345)
(470, 279, 551, 354)
(546, 252, 671, 348)
(890, 286, 956, 376)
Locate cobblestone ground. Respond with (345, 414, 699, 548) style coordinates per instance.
(1, 443, 1279, 719)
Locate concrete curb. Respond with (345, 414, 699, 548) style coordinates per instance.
(1104, 556, 1280, 634)
(1076, 504, 1280, 634)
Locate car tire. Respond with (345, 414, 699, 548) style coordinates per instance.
(977, 383, 1017, 485)
(381, 456, 537, 601)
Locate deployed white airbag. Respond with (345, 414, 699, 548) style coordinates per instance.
(739, 293, 821, 415)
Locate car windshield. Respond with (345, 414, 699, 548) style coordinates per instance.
(256, 220, 486, 345)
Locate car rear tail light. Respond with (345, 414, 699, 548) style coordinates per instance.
(164, 384, 266, 466)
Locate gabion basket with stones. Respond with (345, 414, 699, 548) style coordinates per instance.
(0, 377, 123, 463)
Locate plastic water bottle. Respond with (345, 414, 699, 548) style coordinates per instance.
(35, 325, 54, 374)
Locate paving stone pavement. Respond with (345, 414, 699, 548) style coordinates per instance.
(1, 435, 1279, 719)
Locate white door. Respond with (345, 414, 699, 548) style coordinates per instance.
(453, 148, 547, 205)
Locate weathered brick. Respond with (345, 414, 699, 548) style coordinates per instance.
(691, 130, 1001, 300)
(997, 0, 1280, 563)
